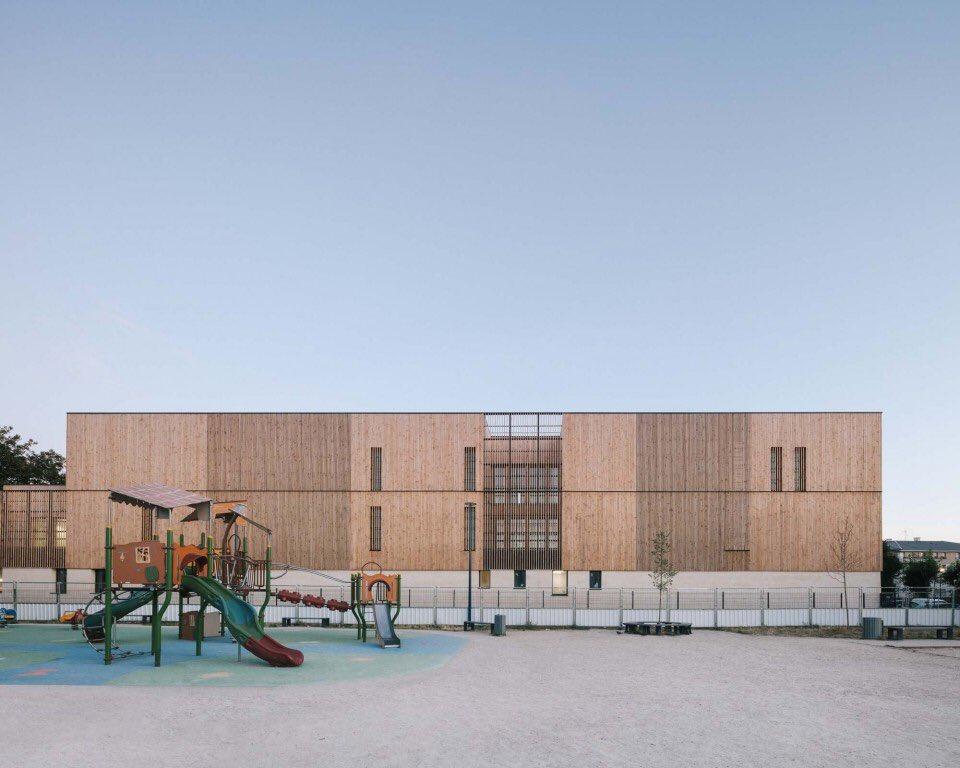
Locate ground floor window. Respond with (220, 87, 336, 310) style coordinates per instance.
(55, 568, 67, 594)
(552, 570, 568, 595)
(94, 568, 106, 593)
(589, 570, 602, 590)
(478, 570, 490, 589)
(513, 569, 526, 589)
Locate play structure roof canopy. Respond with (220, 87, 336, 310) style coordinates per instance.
(108, 483, 212, 520)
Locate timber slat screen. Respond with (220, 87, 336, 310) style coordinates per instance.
(0, 489, 67, 569)
(483, 413, 562, 570)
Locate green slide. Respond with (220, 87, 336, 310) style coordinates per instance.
(180, 574, 304, 667)
(83, 588, 154, 642)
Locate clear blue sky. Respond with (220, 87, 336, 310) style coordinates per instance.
(2, 4, 958, 539)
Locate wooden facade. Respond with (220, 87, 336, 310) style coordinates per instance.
(57, 412, 882, 573)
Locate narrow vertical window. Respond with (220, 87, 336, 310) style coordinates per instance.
(552, 570, 568, 596)
(478, 570, 491, 589)
(513, 569, 526, 589)
(463, 503, 476, 551)
(794, 447, 806, 491)
(370, 447, 382, 491)
(55, 568, 67, 594)
(495, 519, 506, 549)
(464, 447, 476, 491)
(548, 518, 559, 550)
(510, 518, 526, 549)
(770, 447, 783, 492)
(589, 570, 602, 590)
(369, 506, 382, 551)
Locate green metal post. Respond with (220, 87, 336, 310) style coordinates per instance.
(195, 598, 206, 656)
(178, 534, 184, 622)
(151, 590, 159, 655)
(259, 543, 271, 627)
(195, 535, 213, 655)
(349, 575, 362, 640)
(392, 574, 402, 624)
(104, 526, 113, 665)
(153, 530, 173, 667)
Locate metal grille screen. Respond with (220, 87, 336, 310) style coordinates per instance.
(464, 447, 476, 492)
(483, 413, 562, 570)
(370, 447, 382, 491)
(369, 506, 382, 551)
(0, 489, 67, 568)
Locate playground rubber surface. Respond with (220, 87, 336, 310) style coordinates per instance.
(0, 624, 464, 686)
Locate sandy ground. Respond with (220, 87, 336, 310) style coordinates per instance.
(2, 628, 959, 767)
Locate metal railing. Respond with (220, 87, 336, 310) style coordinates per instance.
(1, 583, 956, 630)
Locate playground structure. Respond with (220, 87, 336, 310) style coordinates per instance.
(77, 483, 404, 670)
(271, 561, 402, 648)
(352, 563, 402, 648)
(80, 484, 304, 668)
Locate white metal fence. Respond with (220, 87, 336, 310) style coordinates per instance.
(2, 583, 957, 630)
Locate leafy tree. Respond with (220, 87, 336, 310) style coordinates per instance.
(900, 552, 940, 592)
(881, 541, 903, 589)
(649, 530, 678, 623)
(942, 560, 960, 601)
(0, 425, 65, 485)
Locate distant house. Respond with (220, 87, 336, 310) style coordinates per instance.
(887, 539, 960, 567)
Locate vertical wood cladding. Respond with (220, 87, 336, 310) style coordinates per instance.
(635, 413, 747, 491)
(745, 413, 880, 492)
(60, 412, 881, 573)
(349, 414, 485, 491)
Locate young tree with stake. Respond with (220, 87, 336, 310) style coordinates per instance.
(650, 530, 678, 624)
(830, 517, 860, 627)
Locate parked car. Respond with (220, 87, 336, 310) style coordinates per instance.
(909, 597, 950, 608)
(879, 593, 901, 607)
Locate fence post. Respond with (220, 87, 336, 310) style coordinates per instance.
(525, 588, 530, 627)
(666, 590, 672, 623)
(619, 587, 624, 627)
(478, 585, 484, 621)
(12, 582, 17, 618)
(951, 588, 956, 631)
(55, 580, 62, 620)
(808, 588, 813, 627)
(905, 597, 910, 628)
(572, 588, 577, 628)
(713, 588, 718, 628)
(432, 587, 438, 627)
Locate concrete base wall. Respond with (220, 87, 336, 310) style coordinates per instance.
(0, 568, 881, 590)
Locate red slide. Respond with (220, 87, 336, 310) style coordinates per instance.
(242, 635, 305, 668)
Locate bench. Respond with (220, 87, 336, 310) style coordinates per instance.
(885, 626, 955, 641)
(885, 626, 904, 641)
(621, 621, 692, 636)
